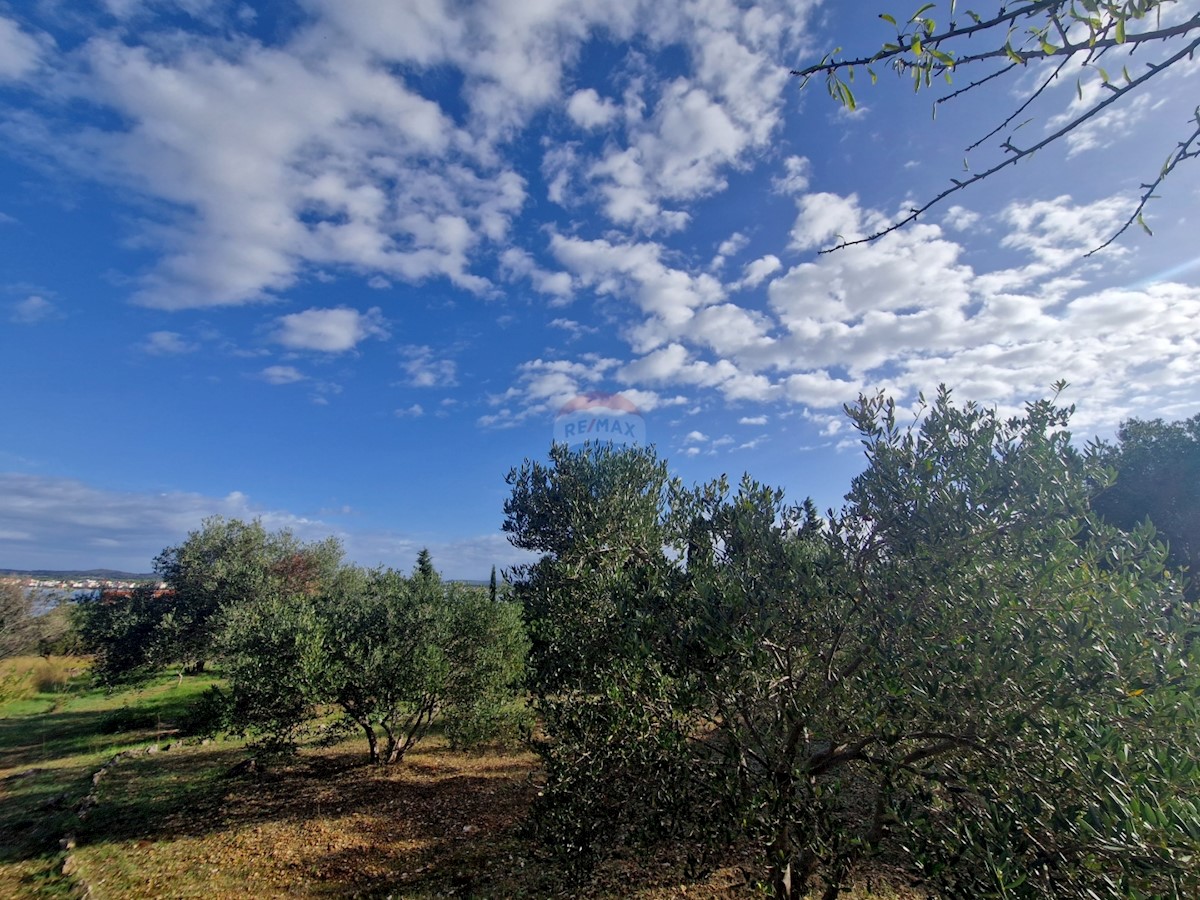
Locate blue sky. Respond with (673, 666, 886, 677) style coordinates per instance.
(1, 0, 1198, 578)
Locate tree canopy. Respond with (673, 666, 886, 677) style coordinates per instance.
(795, 1, 1200, 251)
(1094, 412, 1200, 599)
(506, 394, 1200, 898)
(76, 516, 344, 683)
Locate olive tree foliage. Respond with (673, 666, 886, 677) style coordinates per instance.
(1093, 412, 1200, 600)
(218, 561, 529, 764)
(75, 516, 344, 684)
(794, 1, 1200, 252)
(504, 393, 1200, 899)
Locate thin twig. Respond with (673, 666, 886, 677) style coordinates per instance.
(1087, 113, 1200, 256)
(820, 35, 1200, 253)
(964, 55, 1071, 152)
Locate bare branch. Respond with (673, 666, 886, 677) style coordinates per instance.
(935, 61, 1018, 105)
(963, 55, 1071, 153)
(1086, 112, 1200, 256)
(819, 34, 1200, 253)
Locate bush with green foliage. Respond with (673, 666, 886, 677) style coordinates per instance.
(505, 388, 1200, 899)
(74, 517, 344, 684)
(1094, 412, 1200, 601)
(219, 559, 529, 764)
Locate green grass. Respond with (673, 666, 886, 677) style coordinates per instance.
(0, 658, 222, 898)
(0, 660, 927, 899)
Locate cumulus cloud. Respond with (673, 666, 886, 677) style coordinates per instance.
(260, 365, 306, 384)
(273, 306, 388, 353)
(478, 354, 684, 428)
(499, 248, 574, 302)
(550, 232, 725, 351)
(567, 88, 619, 128)
(0, 0, 824, 307)
(400, 345, 457, 388)
(494, 189, 1200, 434)
(11, 23, 525, 308)
(738, 254, 782, 288)
(10, 295, 57, 324)
(142, 330, 197, 355)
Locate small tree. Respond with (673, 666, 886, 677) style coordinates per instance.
(78, 517, 343, 684)
(74, 586, 175, 683)
(220, 567, 528, 764)
(1093, 412, 1200, 600)
(413, 548, 438, 586)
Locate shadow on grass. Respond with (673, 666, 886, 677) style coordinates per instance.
(0, 683, 216, 773)
(68, 742, 556, 897)
(0, 762, 94, 863)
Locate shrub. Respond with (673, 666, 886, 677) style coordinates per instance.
(177, 685, 234, 737)
(98, 705, 159, 734)
(220, 562, 529, 764)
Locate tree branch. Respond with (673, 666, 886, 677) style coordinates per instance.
(818, 34, 1200, 253)
(1086, 110, 1200, 256)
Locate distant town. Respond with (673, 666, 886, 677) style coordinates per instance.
(0, 569, 162, 593)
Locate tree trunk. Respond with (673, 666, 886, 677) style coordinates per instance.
(362, 722, 379, 764)
(382, 724, 402, 765)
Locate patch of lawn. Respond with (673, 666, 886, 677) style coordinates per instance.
(0, 659, 223, 899)
(1, 660, 928, 898)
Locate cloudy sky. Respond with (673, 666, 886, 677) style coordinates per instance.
(1, 0, 1198, 577)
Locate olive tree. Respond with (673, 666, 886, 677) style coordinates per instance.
(505, 391, 1200, 898)
(76, 516, 343, 683)
(1093, 412, 1200, 600)
(219, 563, 528, 764)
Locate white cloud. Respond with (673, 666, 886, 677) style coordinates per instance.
(475, 354, 683, 428)
(711, 231, 749, 269)
(738, 415, 767, 425)
(400, 345, 457, 387)
(738, 254, 781, 288)
(508, 186, 1200, 433)
(550, 232, 724, 350)
(14, 27, 526, 308)
(0, 17, 45, 81)
(0, 471, 527, 577)
(567, 88, 619, 128)
(499, 248, 574, 301)
(774, 155, 810, 195)
(142, 330, 197, 355)
(261, 365, 306, 384)
(4, 0, 823, 307)
(790, 192, 867, 251)
(273, 306, 388, 353)
(10, 295, 57, 324)
(942, 205, 980, 231)
(548, 318, 596, 340)
(0, 475, 324, 572)
(395, 403, 424, 418)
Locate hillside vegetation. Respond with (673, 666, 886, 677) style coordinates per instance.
(3, 388, 1198, 899)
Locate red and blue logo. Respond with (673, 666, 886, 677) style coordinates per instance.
(553, 392, 645, 447)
